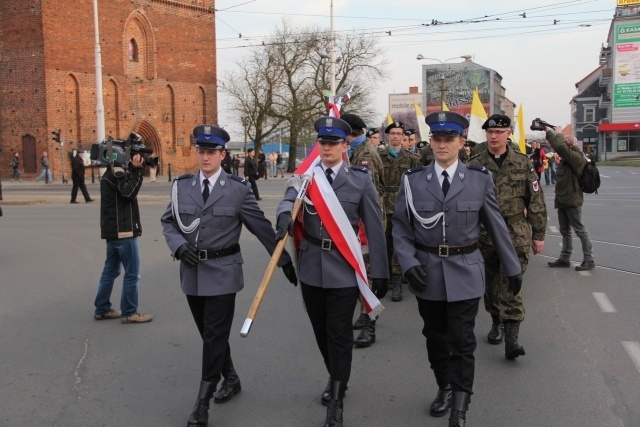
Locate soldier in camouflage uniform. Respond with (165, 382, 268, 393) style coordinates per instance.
(342, 114, 386, 347)
(467, 114, 547, 360)
(472, 137, 522, 156)
(406, 129, 422, 156)
(379, 121, 421, 301)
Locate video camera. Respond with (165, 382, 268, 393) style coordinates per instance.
(90, 132, 155, 168)
(530, 118, 556, 131)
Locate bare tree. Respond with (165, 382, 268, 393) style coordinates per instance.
(220, 48, 285, 157)
(222, 19, 388, 171)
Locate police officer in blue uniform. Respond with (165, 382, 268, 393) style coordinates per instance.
(392, 111, 522, 427)
(275, 117, 388, 427)
(161, 124, 298, 426)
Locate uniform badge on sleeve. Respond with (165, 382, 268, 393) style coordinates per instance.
(532, 180, 539, 192)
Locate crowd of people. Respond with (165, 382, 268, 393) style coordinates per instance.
(4, 108, 590, 427)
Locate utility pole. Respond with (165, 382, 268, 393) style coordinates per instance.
(93, 0, 105, 143)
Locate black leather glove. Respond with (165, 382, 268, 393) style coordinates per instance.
(275, 212, 293, 241)
(508, 274, 523, 295)
(371, 278, 388, 299)
(405, 266, 427, 292)
(282, 261, 298, 286)
(176, 243, 199, 269)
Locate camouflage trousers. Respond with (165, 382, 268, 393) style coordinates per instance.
(479, 243, 530, 322)
(385, 215, 402, 276)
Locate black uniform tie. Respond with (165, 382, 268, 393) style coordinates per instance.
(441, 170, 450, 197)
(202, 178, 210, 203)
(325, 168, 334, 185)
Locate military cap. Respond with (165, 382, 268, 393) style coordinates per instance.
(341, 113, 367, 131)
(416, 140, 429, 149)
(314, 116, 352, 143)
(405, 129, 416, 136)
(77, 149, 86, 153)
(482, 114, 511, 130)
(464, 140, 477, 148)
(425, 111, 469, 136)
(385, 121, 405, 133)
(366, 128, 379, 138)
(193, 124, 229, 150)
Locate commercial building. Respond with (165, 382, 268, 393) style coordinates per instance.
(590, 0, 640, 159)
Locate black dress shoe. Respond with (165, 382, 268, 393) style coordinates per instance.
(547, 259, 570, 268)
(86, 198, 95, 203)
(70, 201, 79, 204)
(430, 385, 452, 417)
(213, 378, 241, 404)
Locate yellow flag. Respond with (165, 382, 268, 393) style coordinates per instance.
(387, 113, 393, 125)
(516, 104, 526, 153)
(413, 100, 430, 141)
(467, 88, 487, 142)
(441, 101, 450, 111)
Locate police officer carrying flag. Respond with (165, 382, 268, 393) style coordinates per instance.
(161, 124, 297, 426)
(392, 111, 522, 427)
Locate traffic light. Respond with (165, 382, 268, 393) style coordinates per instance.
(52, 129, 61, 143)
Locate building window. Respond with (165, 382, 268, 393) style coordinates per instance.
(584, 105, 595, 122)
(128, 39, 138, 62)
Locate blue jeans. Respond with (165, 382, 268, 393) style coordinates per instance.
(95, 237, 141, 316)
(36, 168, 52, 183)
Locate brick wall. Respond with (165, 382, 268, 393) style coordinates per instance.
(1, 0, 218, 178)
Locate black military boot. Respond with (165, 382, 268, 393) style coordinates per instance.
(487, 314, 504, 345)
(214, 356, 242, 404)
(430, 384, 452, 417)
(352, 312, 369, 330)
(448, 391, 471, 427)
(504, 321, 526, 360)
(391, 274, 403, 301)
(354, 317, 376, 347)
(321, 377, 348, 406)
(187, 380, 216, 426)
(324, 380, 346, 427)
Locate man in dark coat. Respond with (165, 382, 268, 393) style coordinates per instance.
(70, 150, 94, 203)
(243, 148, 261, 200)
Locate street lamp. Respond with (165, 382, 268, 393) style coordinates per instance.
(241, 116, 250, 153)
(416, 55, 472, 107)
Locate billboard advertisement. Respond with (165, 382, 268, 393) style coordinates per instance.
(423, 67, 491, 116)
(614, 22, 640, 108)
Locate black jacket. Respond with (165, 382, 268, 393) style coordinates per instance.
(244, 157, 258, 178)
(72, 155, 85, 182)
(100, 164, 143, 240)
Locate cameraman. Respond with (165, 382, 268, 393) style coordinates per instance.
(93, 152, 153, 324)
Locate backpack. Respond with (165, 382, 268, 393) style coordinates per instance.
(578, 162, 601, 194)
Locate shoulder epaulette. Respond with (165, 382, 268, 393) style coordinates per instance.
(405, 166, 425, 174)
(227, 174, 248, 184)
(175, 173, 193, 181)
(467, 164, 489, 174)
(350, 166, 368, 173)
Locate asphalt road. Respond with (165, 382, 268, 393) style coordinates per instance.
(0, 166, 639, 426)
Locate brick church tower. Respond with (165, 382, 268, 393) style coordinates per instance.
(0, 0, 218, 178)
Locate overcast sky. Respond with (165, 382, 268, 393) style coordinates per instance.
(214, 0, 615, 140)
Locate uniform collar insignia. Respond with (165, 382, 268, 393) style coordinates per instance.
(459, 172, 464, 180)
(220, 179, 226, 187)
(343, 165, 348, 174)
(426, 173, 433, 181)
(191, 179, 197, 187)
